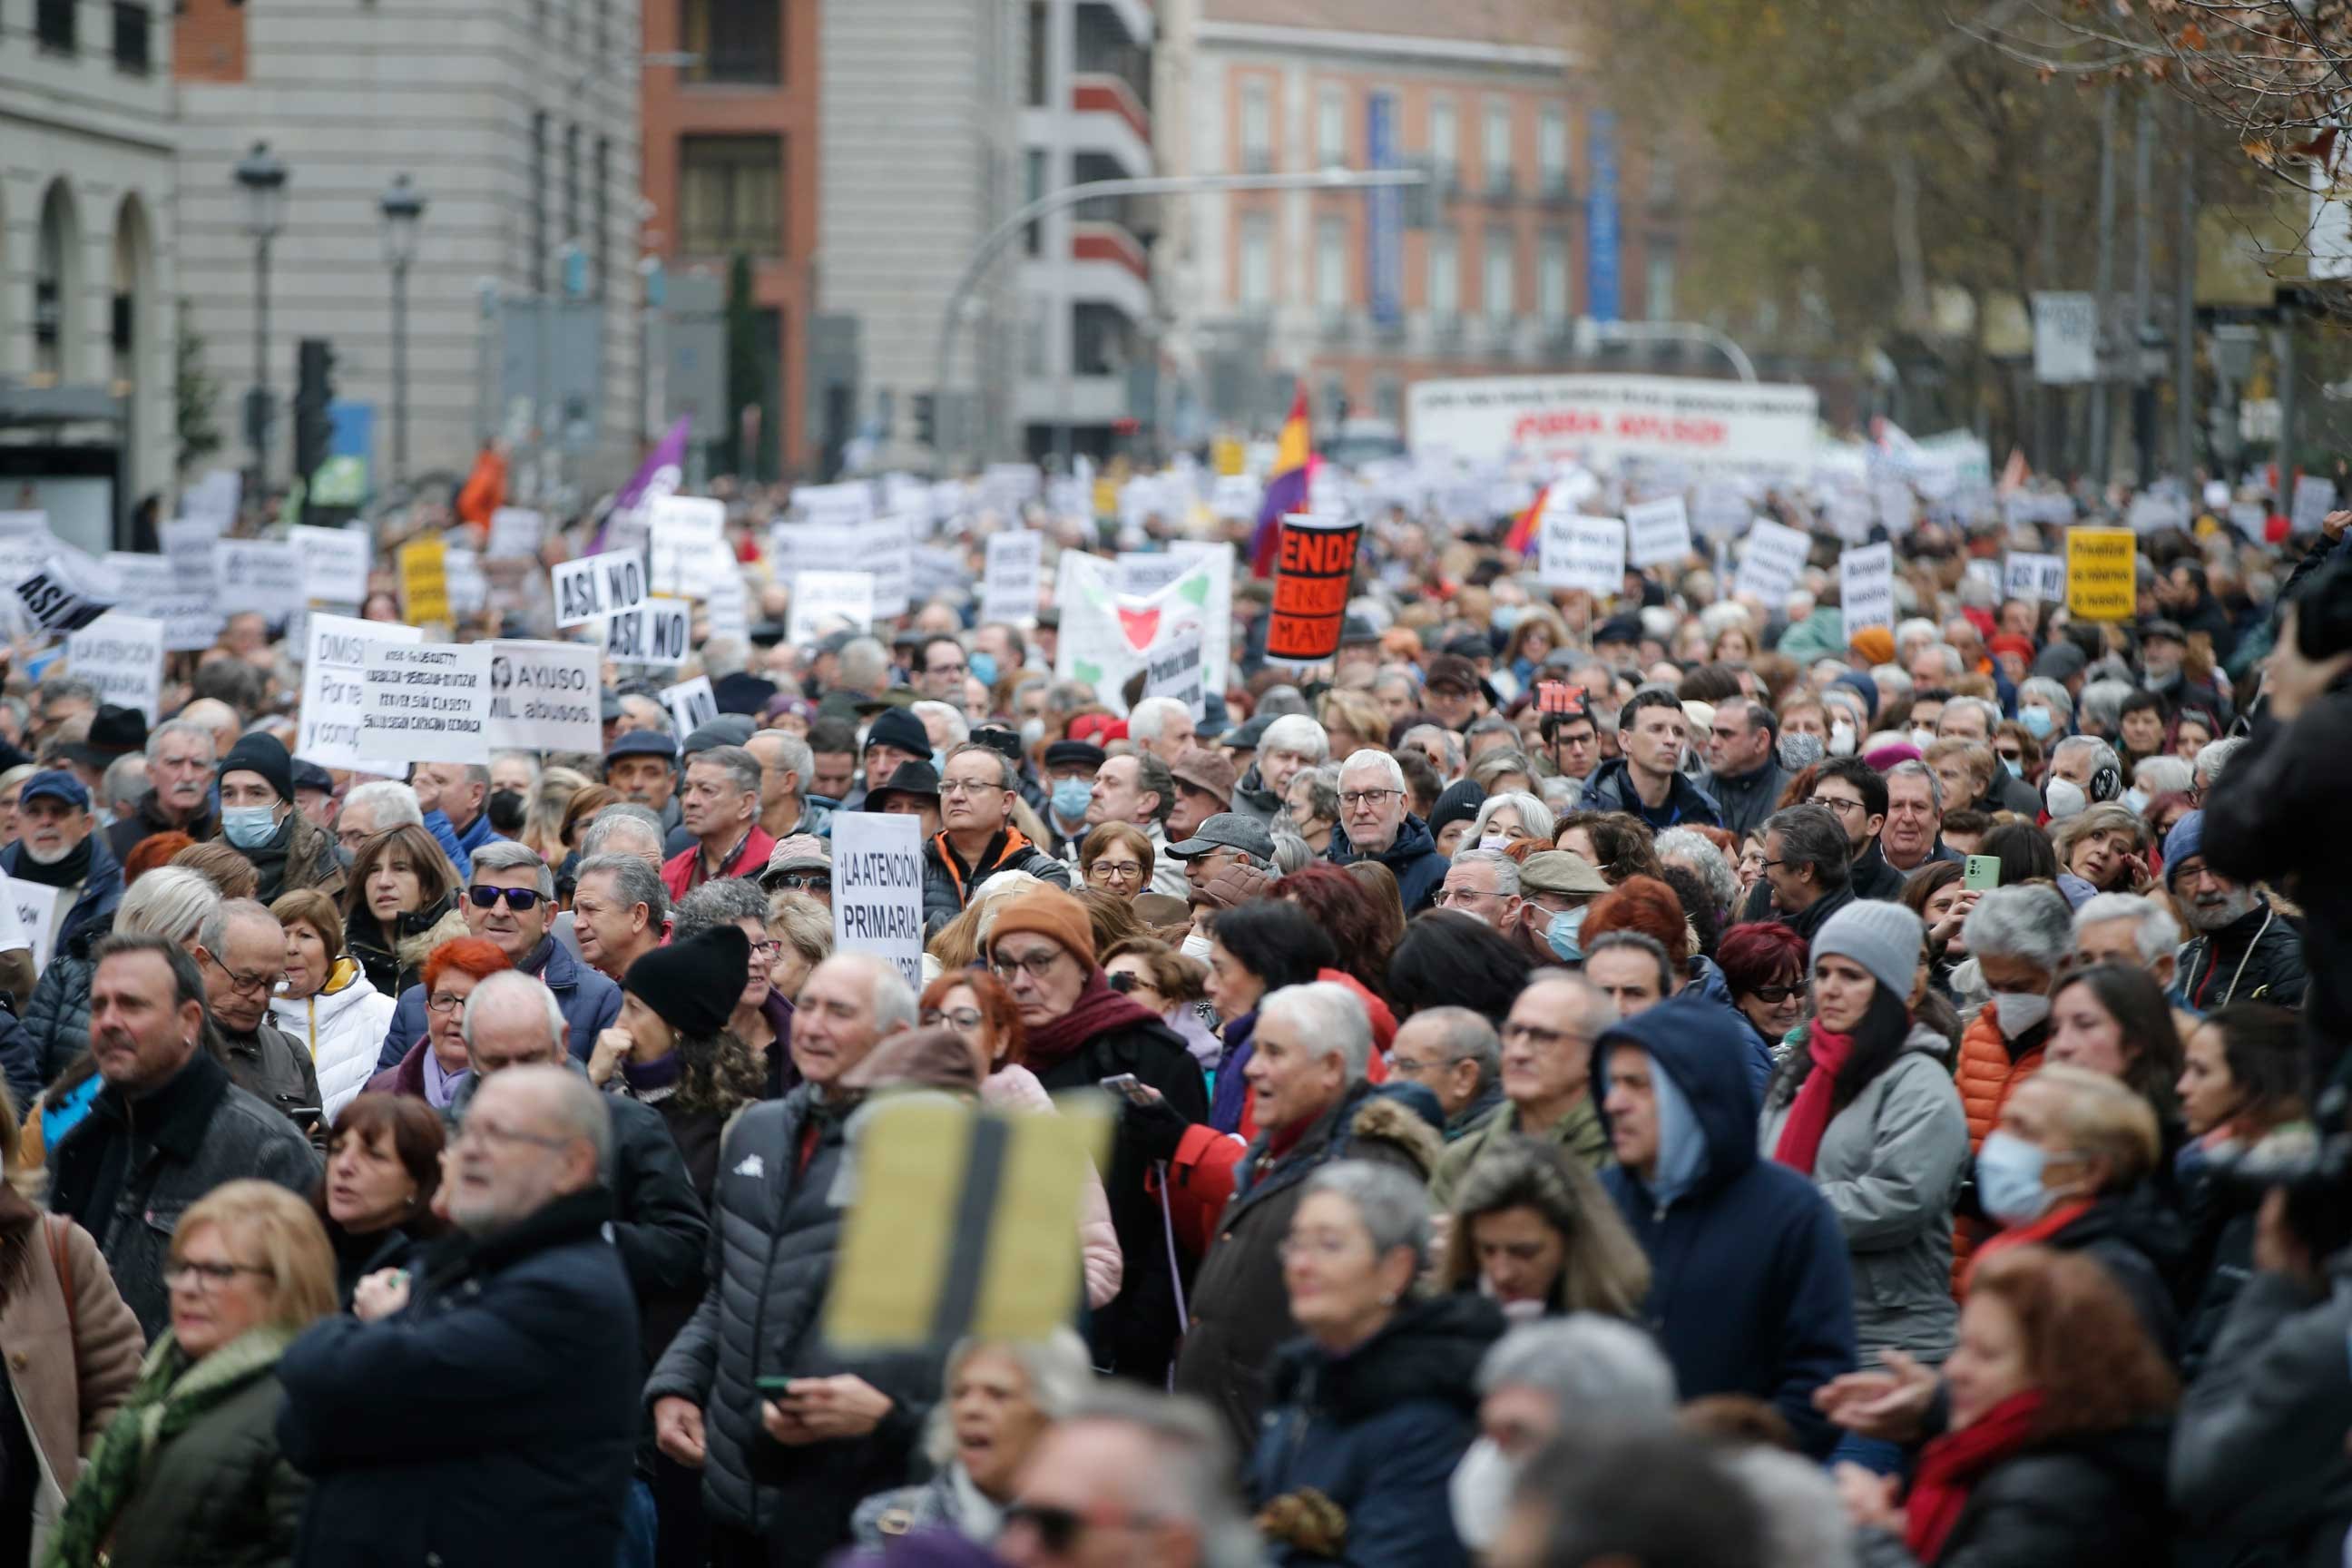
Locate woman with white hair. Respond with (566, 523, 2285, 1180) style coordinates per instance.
(849, 1330, 1093, 1548)
(1469, 790, 1555, 851)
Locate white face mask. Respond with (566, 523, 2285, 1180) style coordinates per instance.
(1449, 1438, 1519, 1554)
(1993, 990, 2051, 1040)
(1909, 727, 1936, 751)
(1828, 719, 1857, 757)
(2044, 777, 2088, 821)
(1181, 933, 1214, 965)
(2121, 788, 2149, 816)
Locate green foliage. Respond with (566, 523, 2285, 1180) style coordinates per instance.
(174, 298, 222, 475)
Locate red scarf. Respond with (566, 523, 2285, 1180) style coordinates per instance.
(1771, 1025, 1854, 1176)
(1965, 1198, 2093, 1290)
(1903, 1389, 2044, 1562)
(1022, 969, 1165, 1070)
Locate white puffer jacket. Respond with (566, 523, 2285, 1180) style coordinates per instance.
(270, 957, 399, 1118)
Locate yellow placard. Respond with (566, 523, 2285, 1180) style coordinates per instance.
(2066, 528, 2137, 622)
(1212, 437, 1247, 476)
(398, 538, 450, 624)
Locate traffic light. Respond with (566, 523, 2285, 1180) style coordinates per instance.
(294, 338, 336, 485)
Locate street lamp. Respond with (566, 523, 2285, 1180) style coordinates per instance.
(379, 172, 426, 486)
(234, 142, 289, 506)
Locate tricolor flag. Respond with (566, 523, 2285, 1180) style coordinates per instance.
(1249, 390, 1315, 578)
(1504, 485, 1550, 558)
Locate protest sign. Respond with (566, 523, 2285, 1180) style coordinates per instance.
(5, 880, 63, 976)
(12, 554, 117, 635)
(214, 539, 303, 625)
(1825, 490, 1876, 544)
(769, 523, 862, 582)
(1965, 559, 2004, 598)
(1733, 518, 1811, 606)
(867, 514, 916, 619)
(2292, 475, 2337, 535)
(1142, 626, 1207, 719)
(66, 614, 165, 721)
(162, 518, 219, 579)
(649, 494, 729, 598)
(181, 469, 241, 528)
(1406, 374, 1821, 474)
(397, 539, 450, 623)
(486, 507, 546, 561)
(982, 533, 1041, 626)
(912, 546, 965, 600)
(2128, 490, 2192, 534)
(288, 524, 370, 606)
(2004, 553, 2066, 603)
(661, 675, 720, 739)
(297, 614, 420, 774)
(1625, 496, 1695, 567)
(1838, 544, 1895, 637)
(104, 553, 220, 652)
(2066, 528, 2137, 621)
(791, 481, 876, 530)
(1538, 512, 1625, 596)
(0, 513, 45, 539)
(2228, 501, 2269, 541)
(553, 549, 649, 628)
(358, 639, 493, 766)
(443, 546, 488, 618)
(485, 640, 603, 755)
(1209, 474, 1261, 519)
(1690, 485, 1753, 540)
(705, 573, 750, 646)
(788, 571, 876, 645)
(831, 811, 926, 990)
(979, 464, 1041, 515)
(1264, 516, 1363, 663)
(1875, 478, 1915, 534)
(605, 597, 693, 667)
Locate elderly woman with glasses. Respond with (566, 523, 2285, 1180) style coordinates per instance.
(1077, 821, 1155, 904)
(983, 887, 1208, 1380)
(363, 937, 511, 1109)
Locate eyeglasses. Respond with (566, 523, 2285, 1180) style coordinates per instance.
(205, 953, 284, 996)
(1746, 983, 1800, 1004)
(939, 779, 1004, 797)
(924, 1006, 985, 1031)
(165, 1259, 272, 1291)
(1434, 887, 1498, 907)
(990, 948, 1066, 984)
(1338, 788, 1402, 808)
(1105, 972, 1159, 997)
(1087, 860, 1144, 881)
(426, 991, 472, 1016)
(748, 938, 783, 960)
(466, 885, 545, 912)
(1806, 796, 1866, 818)
(769, 873, 831, 893)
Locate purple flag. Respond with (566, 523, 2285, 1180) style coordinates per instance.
(615, 417, 691, 512)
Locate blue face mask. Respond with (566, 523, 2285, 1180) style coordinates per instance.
(931, 749, 947, 773)
(968, 652, 999, 689)
(1975, 1131, 2056, 1227)
(2020, 706, 2054, 739)
(221, 805, 281, 850)
(1491, 604, 1527, 634)
(1051, 778, 1093, 820)
(1544, 906, 1588, 962)
(2002, 758, 2024, 778)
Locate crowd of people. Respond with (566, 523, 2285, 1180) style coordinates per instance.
(0, 471, 2347, 1568)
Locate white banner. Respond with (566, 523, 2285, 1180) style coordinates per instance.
(553, 550, 650, 628)
(66, 613, 165, 721)
(1142, 626, 1207, 720)
(288, 524, 371, 606)
(486, 640, 603, 755)
(1624, 495, 1694, 568)
(1538, 512, 1625, 595)
(982, 532, 1042, 626)
(661, 674, 720, 740)
(1838, 544, 1895, 637)
(830, 811, 926, 988)
(104, 553, 220, 652)
(604, 596, 693, 667)
(486, 507, 546, 561)
(1874, 478, 1915, 534)
(789, 571, 876, 646)
(215, 539, 304, 624)
(358, 640, 494, 766)
(5, 880, 63, 976)
(1406, 374, 1820, 474)
(791, 481, 876, 530)
(2004, 552, 2066, 604)
(1733, 518, 1812, 606)
(298, 613, 421, 774)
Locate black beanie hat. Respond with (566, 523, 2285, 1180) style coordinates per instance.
(622, 926, 750, 1040)
(218, 731, 296, 804)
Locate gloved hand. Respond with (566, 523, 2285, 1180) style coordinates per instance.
(1120, 1084, 1193, 1164)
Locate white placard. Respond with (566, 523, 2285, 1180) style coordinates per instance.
(1690, 484, 1752, 540)
(2227, 500, 2269, 541)
(768, 522, 862, 582)
(13, 554, 117, 634)
(2031, 291, 2099, 384)
(1114, 550, 1192, 600)
(553, 550, 650, 628)
(288, 524, 372, 605)
(1209, 475, 1260, 518)
(298, 613, 421, 774)
(358, 640, 494, 766)
(650, 495, 729, 598)
(830, 810, 926, 988)
(791, 481, 876, 530)
(104, 553, 220, 652)
(486, 507, 547, 561)
(911, 546, 965, 599)
(1874, 478, 1915, 534)
(66, 613, 165, 721)
(867, 514, 916, 619)
(1838, 544, 1895, 637)
(5, 880, 63, 976)
(0, 513, 48, 539)
(1733, 518, 1811, 605)
(1965, 559, 2004, 597)
(661, 674, 720, 739)
(1142, 626, 1207, 719)
(486, 640, 603, 755)
(2004, 552, 2066, 603)
(706, 573, 750, 645)
(1538, 513, 1626, 595)
(982, 532, 1042, 625)
(1624, 496, 1694, 568)
(181, 469, 242, 529)
(789, 571, 876, 645)
(604, 596, 693, 668)
(2291, 475, 2337, 534)
(444, 545, 487, 618)
(215, 539, 304, 624)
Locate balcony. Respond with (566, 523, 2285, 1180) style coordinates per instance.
(1066, 73, 1153, 175)
(1539, 172, 1574, 207)
(1483, 169, 1517, 204)
(1429, 313, 1465, 354)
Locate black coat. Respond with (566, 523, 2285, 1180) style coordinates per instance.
(278, 1187, 642, 1568)
(2044, 1189, 2187, 1359)
(1857, 1421, 2171, 1568)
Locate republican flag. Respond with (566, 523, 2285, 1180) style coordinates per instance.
(1504, 485, 1550, 558)
(1249, 390, 1315, 578)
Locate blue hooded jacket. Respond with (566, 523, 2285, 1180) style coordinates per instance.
(1593, 995, 1857, 1455)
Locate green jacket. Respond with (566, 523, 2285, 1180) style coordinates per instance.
(1431, 1094, 1609, 1206)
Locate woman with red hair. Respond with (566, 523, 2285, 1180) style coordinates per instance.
(362, 936, 510, 1106)
(1717, 919, 1811, 1077)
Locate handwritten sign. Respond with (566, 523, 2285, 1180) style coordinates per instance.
(215, 539, 303, 625)
(649, 494, 729, 599)
(358, 639, 494, 766)
(1838, 544, 1895, 638)
(1142, 626, 1207, 719)
(1733, 518, 1811, 606)
(2066, 528, 2137, 622)
(5, 880, 63, 975)
(397, 538, 450, 623)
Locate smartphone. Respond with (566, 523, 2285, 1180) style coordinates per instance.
(1098, 1073, 1155, 1106)
(1964, 855, 2002, 891)
(754, 1376, 797, 1397)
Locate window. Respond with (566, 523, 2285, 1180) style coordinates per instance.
(593, 137, 611, 298)
(1484, 101, 1514, 194)
(1318, 88, 1347, 168)
(531, 113, 549, 281)
(1023, 150, 1048, 257)
(1074, 3, 1150, 107)
(1483, 229, 1514, 322)
(682, 0, 782, 84)
(680, 135, 784, 255)
(1025, 0, 1048, 106)
(1428, 228, 1459, 316)
(1240, 213, 1274, 311)
(1241, 81, 1273, 174)
(1539, 106, 1569, 194)
(36, 0, 74, 52)
(1316, 217, 1348, 310)
(113, 2, 149, 73)
(1023, 298, 1049, 377)
(1430, 99, 1458, 184)
(1538, 231, 1570, 321)
(1645, 245, 1676, 322)
(564, 124, 582, 246)
(1073, 303, 1131, 377)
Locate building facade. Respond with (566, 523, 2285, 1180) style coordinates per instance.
(0, 0, 176, 554)
(1156, 0, 1684, 444)
(173, 0, 644, 504)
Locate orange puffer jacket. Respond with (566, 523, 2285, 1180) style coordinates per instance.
(1951, 1004, 2047, 1281)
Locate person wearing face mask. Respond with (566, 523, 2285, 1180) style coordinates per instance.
(0, 770, 123, 957)
(1036, 739, 1104, 858)
(2040, 734, 2122, 825)
(1946, 885, 2072, 1279)
(216, 733, 345, 903)
(2164, 810, 2307, 1012)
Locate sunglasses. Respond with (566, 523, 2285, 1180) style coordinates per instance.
(1747, 983, 1800, 1004)
(1003, 1503, 1090, 1555)
(466, 885, 545, 912)
(769, 873, 831, 893)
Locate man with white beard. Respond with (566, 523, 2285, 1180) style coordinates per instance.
(2164, 810, 2307, 1010)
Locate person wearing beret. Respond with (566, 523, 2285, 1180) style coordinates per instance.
(590, 926, 769, 1198)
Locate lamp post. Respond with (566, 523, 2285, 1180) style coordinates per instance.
(379, 172, 426, 487)
(233, 142, 288, 507)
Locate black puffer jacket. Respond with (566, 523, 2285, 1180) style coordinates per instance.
(1857, 1420, 2172, 1568)
(2177, 899, 2308, 1014)
(24, 914, 109, 1084)
(918, 828, 1071, 936)
(2041, 1188, 2188, 1359)
(642, 1088, 943, 1560)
